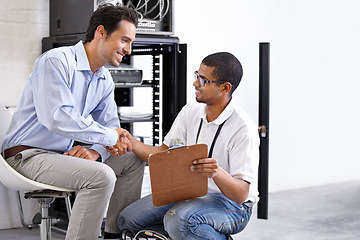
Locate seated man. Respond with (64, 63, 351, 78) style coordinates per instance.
(116, 52, 260, 240)
(1, 4, 144, 240)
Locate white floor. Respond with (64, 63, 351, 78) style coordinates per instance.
(1, 180, 360, 239)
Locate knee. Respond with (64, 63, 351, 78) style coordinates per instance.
(163, 209, 177, 235)
(101, 164, 116, 187)
(117, 203, 139, 232)
(118, 195, 153, 232)
(163, 207, 189, 238)
(103, 164, 117, 185)
(164, 205, 209, 239)
(89, 164, 116, 190)
(117, 213, 127, 231)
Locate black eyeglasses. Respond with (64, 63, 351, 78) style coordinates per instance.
(194, 71, 227, 87)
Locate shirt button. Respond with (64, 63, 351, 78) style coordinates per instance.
(107, 142, 110, 145)
(88, 137, 91, 141)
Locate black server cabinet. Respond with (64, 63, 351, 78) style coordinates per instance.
(49, 0, 94, 36)
(49, 0, 174, 36)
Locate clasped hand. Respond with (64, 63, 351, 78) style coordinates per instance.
(106, 128, 132, 157)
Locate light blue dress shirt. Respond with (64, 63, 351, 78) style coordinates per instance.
(1, 41, 119, 161)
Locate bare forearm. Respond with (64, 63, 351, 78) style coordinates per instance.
(191, 158, 250, 204)
(130, 137, 168, 162)
(213, 168, 250, 204)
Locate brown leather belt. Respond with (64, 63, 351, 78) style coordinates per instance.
(3, 145, 34, 159)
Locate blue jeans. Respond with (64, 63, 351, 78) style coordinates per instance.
(118, 193, 252, 240)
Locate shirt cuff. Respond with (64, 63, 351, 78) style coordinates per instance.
(101, 128, 118, 147)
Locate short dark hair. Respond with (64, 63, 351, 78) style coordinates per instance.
(85, 4, 138, 43)
(202, 52, 243, 95)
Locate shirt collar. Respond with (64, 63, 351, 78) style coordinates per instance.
(199, 98, 235, 125)
(74, 41, 106, 79)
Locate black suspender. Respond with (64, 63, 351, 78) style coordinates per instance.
(196, 119, 203, 144)
(196, 118, 226, 158)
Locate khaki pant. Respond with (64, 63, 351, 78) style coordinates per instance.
(6, 148, 145, 240)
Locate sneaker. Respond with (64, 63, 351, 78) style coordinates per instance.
(103, 231, 121, 239)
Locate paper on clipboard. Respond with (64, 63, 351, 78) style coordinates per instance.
(148, 144, 208, 206)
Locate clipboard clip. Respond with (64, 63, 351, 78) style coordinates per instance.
(168, 138, 185, 150)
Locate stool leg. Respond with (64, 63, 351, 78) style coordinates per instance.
(17, 191, 38, 229)
(64, 195, 72, 220)
(39, 198, 54, 240)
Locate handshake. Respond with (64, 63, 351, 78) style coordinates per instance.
(105, 128, 133, 157)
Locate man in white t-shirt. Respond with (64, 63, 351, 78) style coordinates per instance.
(115, 52, 259, 240)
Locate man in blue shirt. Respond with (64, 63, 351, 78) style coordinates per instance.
(1, 4, 144, 240)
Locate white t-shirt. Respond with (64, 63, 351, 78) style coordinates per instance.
(163, 100, 260, 203)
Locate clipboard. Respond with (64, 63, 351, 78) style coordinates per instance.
(148, 144, 208, 206)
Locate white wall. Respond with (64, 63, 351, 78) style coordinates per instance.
(174, 0, 360, 192)
(0, 0, 49, 107)
(0, 0, 48, 229)
(1, 1, 360, 229)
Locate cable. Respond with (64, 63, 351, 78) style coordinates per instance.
(125, 0, 170, 20)
(150, 0, 170, 21)
(120, 229, 145, 240)
(133, 229, 169, 240)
